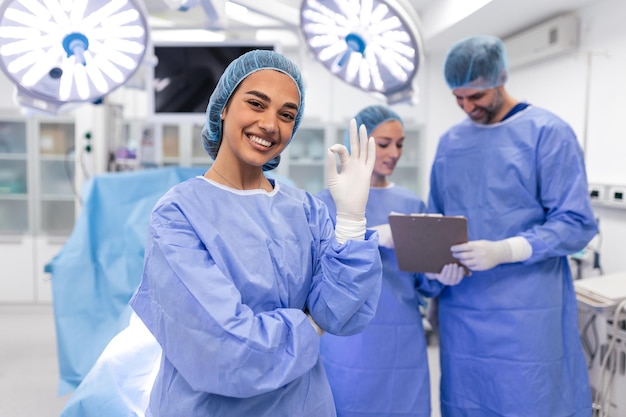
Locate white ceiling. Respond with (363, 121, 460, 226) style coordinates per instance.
(142, 0, 598, 53)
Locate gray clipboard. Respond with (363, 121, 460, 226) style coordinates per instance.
(388, 213, 471, 275)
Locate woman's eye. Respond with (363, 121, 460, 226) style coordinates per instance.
(280, 112, 295, 121)
(377, 143, 389, 148)
(248, 100, 263, 108)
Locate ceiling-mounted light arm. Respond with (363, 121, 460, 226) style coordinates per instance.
(155, 0, 227, 30)
(200, 0, 227, 27)
(232, 0, 300, 28)
(300, 0, 425, 105)
(384, 0, 425, 104)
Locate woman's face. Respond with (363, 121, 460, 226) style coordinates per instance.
(220, 69, 300, 168)
(370, 119, 404, 184)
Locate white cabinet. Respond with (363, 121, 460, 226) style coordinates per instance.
(0, 117, 75, 302)
(35, 236, 67, 302)
(133, 119, 425, 197)
(0, 119, 28, 233)
(37, 121, 76, 234)
(125, 119, 212, 169)
(36, 121, 75, 302)
(0, 235, 34, 301)
(284, 126, 327, 195)
(0, 234, 62, 303)
(161, 122, 212, 168)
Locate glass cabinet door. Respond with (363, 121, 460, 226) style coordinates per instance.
(37, 121, 75, 235)
(0, 120, 28, 233)
(191, 123, 212, 168)
(162, 124, 180, 166)
(287, 127, 326, 194)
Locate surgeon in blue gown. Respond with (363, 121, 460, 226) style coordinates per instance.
(129, 50, 383, 417)
(429, 35, 598, 416)
(317, 105, 464, 417)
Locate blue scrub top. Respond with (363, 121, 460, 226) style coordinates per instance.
(317, 184, 441, 417)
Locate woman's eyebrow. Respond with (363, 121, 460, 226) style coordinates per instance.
(375, 136, 405, 141)
(283, 102, 299, 111)
(245, 90, 298, 111)
(245, 90, 270, 101)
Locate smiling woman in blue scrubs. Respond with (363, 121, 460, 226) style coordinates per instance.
(128, 49, 382, 417)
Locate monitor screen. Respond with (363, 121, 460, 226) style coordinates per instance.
(152, 44, 274, 115)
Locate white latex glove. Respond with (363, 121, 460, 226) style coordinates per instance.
(306, 313, 324, 336)
(370, 224, 394, 248)
(326, 118, 376, 244)
(425, 263, 466, 286)
(450, 237, 532, 271)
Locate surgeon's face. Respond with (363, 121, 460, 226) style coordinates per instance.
(452, 86, 505, 124)
(370, 120, 404, 186)
(221, 69, 300, 167)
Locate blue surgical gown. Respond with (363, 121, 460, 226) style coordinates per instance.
(317, 185, 442, 417)
(428, 105, 598, 417)
(130, 177, 382, 417)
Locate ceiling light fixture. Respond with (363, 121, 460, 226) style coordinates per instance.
(0, 0, 149, 115)
(300, 0, 424, 105)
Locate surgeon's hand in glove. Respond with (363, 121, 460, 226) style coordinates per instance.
(425, 263, 466, 286)
(370, 224, 394, 249)
(326, 118, 376, 244)
(450, 237, 532, 271)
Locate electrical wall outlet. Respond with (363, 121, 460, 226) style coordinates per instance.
(609, 186, 626, 204)
(589, 183, 626, 209)
(588, 184, 607, 201)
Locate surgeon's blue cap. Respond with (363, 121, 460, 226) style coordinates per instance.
(443, 35, 509, 90)
(344, 105, 403, 149)
(201, 49, 305, 171)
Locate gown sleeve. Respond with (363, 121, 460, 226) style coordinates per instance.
(306, 195, 383, 336)
(519, 122, 598, 261)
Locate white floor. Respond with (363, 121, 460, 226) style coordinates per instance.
(427, 336, 442, 417)
(0, 304, 70, 417)
(0, 303, 442, 417)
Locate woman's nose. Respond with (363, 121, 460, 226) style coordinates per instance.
(389, 146, 401, 159)
(258, 113, 278, 133)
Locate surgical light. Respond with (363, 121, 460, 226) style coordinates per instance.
(299, 0, 424, 105)
(0, 0, 149, 115)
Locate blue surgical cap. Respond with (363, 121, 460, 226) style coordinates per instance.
(344, 105, 403, 149)
(201, 49, 305, 171)
(443, 35, 509, 90)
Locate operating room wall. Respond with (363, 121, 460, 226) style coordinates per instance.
(420, 0, 626, 275)
(0, 70, 20, 113)
(1, 0, 624, 275)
